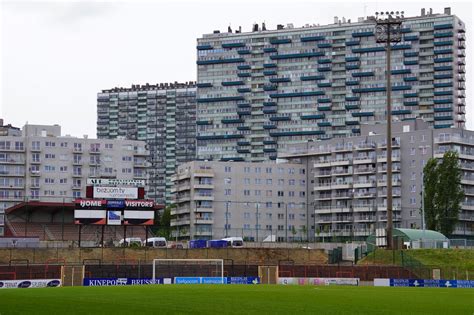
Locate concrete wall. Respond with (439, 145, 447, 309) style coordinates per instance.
(0, 247, 327, 265)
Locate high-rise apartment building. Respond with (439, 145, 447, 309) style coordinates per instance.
(281, 119, 474, 240)
(196, 8, 465, 162)
(171, 161, 309, 241)
(97, 82, 197, 204)
(0, 124, 148, 236)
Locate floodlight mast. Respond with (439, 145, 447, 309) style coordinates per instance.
(374, 11, 404, 250)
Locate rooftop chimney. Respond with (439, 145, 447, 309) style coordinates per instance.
(444, 7, 451, 15)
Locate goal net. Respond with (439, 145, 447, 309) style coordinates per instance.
(152, 259, 224, 284)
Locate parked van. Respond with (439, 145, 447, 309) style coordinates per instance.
(119, 238, 143, 247)
(145, 237, 167, 248)
(221, 237, 244, 248)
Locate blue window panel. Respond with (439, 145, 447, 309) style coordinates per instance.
(237, 65, 251, 70)
(392, 109, 412, 115)
(403, 77, 418, 82)
(269, 77, 291, 83)
(345, 96, 359, 101)
(404, 52, 419, 57)
(317, 82, 332, 88)
(352, 71, 374, 77)
(197, 58, 245, 65)
(237, 88, 251, 93)
(434, 99, 452, 104)
(434, 31, 453, 38)
(434, 107, 453, 112)
(237, 73, 251, 78)
(237, 110, 251, 116)
(352, 128, 361, 133)
(352, 47, 385, 53)
(345, 56, 360, 62)
(403, 93, 418, 98)
(345, 40, 360, 46)
(237, 49, 251, 55)
(263, 70, 277, 76)
(434, 74, 453, 79)
(263, 148, 277, 153)
(263, 47, 278, 53)
(222, 80, 245, 86)
(197, 96, 245, 103)
(263, 63, 277, 68)
(301, 75, 325, 81)
(345, 104, 359, 110)
(352, 112, 374, 117)
(346, 65, 360, 70)
(197, 44, 213, 50)
(434, 57, 453, 63)
(434, 90, 452, 96)
(197, 134, 244, 140)
(434, 116, 453, 121)
(269, 116, 291, 121)
(220, 157, 245, 162)
(263, 140, 277, 145)
(237, 149, 251, 154)
(434, 124, 453, 129)
(318, 121, 332, 127)
(345, 81, 360, 86)
(196, 120, 212, 125)
(317, 58, 331, 64)
(300, 35, 326, 42)
(301, 114, 325, 120)
(237, 141, 250, 146)
(434, 40, 453, 46)
(237, 103, 251, 108)
(434, 49, 452, 55)
(269, 38, 292, 45)
(270, 91, 324, 98)
(317, 67, 331, 72)
(434, 82, 452, 88)
(400, 28, 411, 33)
(318, 43, 332, 48)
(403, 101, 419, 106)
(391, 44, 411, 50)
(352, 87, 386, 93)
(263, 85, 278, 91)
(263, 124, 277, 129)
(221, 118, 244, 124)
(317, 105, 331, 111)
(263, 108, 278, 114)
(270, 130, 325, 137)
(404, 60, 418, 66)
(434, 66, 453, 71)
(237, 126, 250, 131)
(263, 101, 277, 106)
(197, 83, 212, 88)
(345, 120, 359, 125)
(270, 52, 324, 60)
(391, 69, 411, 75)
(392, 85, 411, 91)
(317, 98, 331, 103)
(352, 31, 374, 37)
(222, 42, 246, 48)
(404, 35, 419, 41)
(434, 24, 453, 30)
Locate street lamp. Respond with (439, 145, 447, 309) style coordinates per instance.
(374, 11, 404, 249)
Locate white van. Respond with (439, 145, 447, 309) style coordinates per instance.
(119, 237, 143, 247)
(145, 237, 168, 248)
(221, 237, 244, 248)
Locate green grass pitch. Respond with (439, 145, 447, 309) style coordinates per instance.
(0, 285, 473, 314)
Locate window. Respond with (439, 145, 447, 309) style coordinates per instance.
(73, 191, 81, 198)
(32, 153, 40, 162)
(410, 148, 416, 155)
(224, 177, 232, 185)
(289, 191, 295, 197)
(122, 168, 132, 174)
(45, 141, 55, 147)
(411, 185, 416, 193)
(266, 179, 272, 185)
(243, 224, 250, 229)
(254, 190, 261, 196)
(266, 202, 272, 209)
(278, 225, 284, 231)
(300, 180, 306, 186)
(45, 153, 55, 159)
(266, 190, 272, 197)
(288, 214, 295, 220)
(225, 189, 231, 196)
(299, 168, 305, 175)
(299, 191, 306, 197)
(244, 167, 250, 173)
(266, 167, 272, 174)
(244, 212, 250, 219)
(255, 167, 261, 173)
(32, 141, 40, 150)
(122, 156, 132, 162)
(421, 135, 426, 142)
(59, 178, 67, 184)
(265, 225, 272, 231)
(244, 178, 250, 185)
(105, 143, 113, 149)
(225, 166, 231, 173)
(289, 179, 295, 186)
(243, 190, 250, 196)
(278, 191, 284, 197)
(60, 142, 68, 148)
(278, 167, 284, 174)
(44, 165, 56, 172)
(410, 197, 416, 205)
(278, 179, 284, 186)
(409, 135, 415, 143)
(278, 213, 284, 220)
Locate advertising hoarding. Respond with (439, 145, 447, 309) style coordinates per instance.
(93, 187, 138, 199)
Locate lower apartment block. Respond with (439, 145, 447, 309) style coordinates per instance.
(171, 161, 309, 241)
(281, 119, 474, 241)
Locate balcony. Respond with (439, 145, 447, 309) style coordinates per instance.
(378, 165, 401, 173)
(315, 194, 332, 201)
(30, 170, 40, 176)
(89, 148, 101, 154)
(195, 218, 214, 225)
(170, 219, 191, 226)
(333, 192, 353, 199)
(353, 180, 376, 188)
(354, 167, 376, 174)
(0, 158, 25, 164)
(377, 205, 402, 211)
(174, 184, 191, 192)
(377, 155, 401, 163)
(314, 160, 332, 168)
(171, 207, 191, 215)
(354, 192, 376, 199)
(332, 169, 352, 176)
(195, 207, 214, 213)
(194, 170, 214, 177)
(353, 156, 376, 164)
(133, 161, 149, 168)
(71, 185, 81, 190)
(194, 194, 214, 201)
(331, 182, 353, 190)
(193, 183, 214, 189)
(134, 149, 149, 156)
(331, 158, 352, 166)
(353, 206, 376, 212)
(317, 171, 332, 177)
(377, 179, 402, 187)
(194, 230, 213, 237)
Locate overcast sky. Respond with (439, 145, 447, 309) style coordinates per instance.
(1, 0, 472, 138)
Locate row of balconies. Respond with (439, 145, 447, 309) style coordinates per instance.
(315, 205, 402, 214)
(314, 179, 401, 190)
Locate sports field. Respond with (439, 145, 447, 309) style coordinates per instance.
(0, 285, 473, 315)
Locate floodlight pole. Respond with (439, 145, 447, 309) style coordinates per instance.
(375, 11, 403, 250)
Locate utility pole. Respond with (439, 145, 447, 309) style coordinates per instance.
(375, 11, 404, 249)
(225, 201, 230, 238)
(255, 202, 259, 242)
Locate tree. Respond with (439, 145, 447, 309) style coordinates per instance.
(156, 205, 173, 239)
(423, 151, 464, 236)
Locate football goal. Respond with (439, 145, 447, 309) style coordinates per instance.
(152, 259, 224, 284)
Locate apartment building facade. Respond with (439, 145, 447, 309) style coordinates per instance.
(171, 161, 309, 241)
(281, 119, 474, 240)
(0, 124, 149, 236)
(196, 8, 466, 162)
(97, 82, 197, 204)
